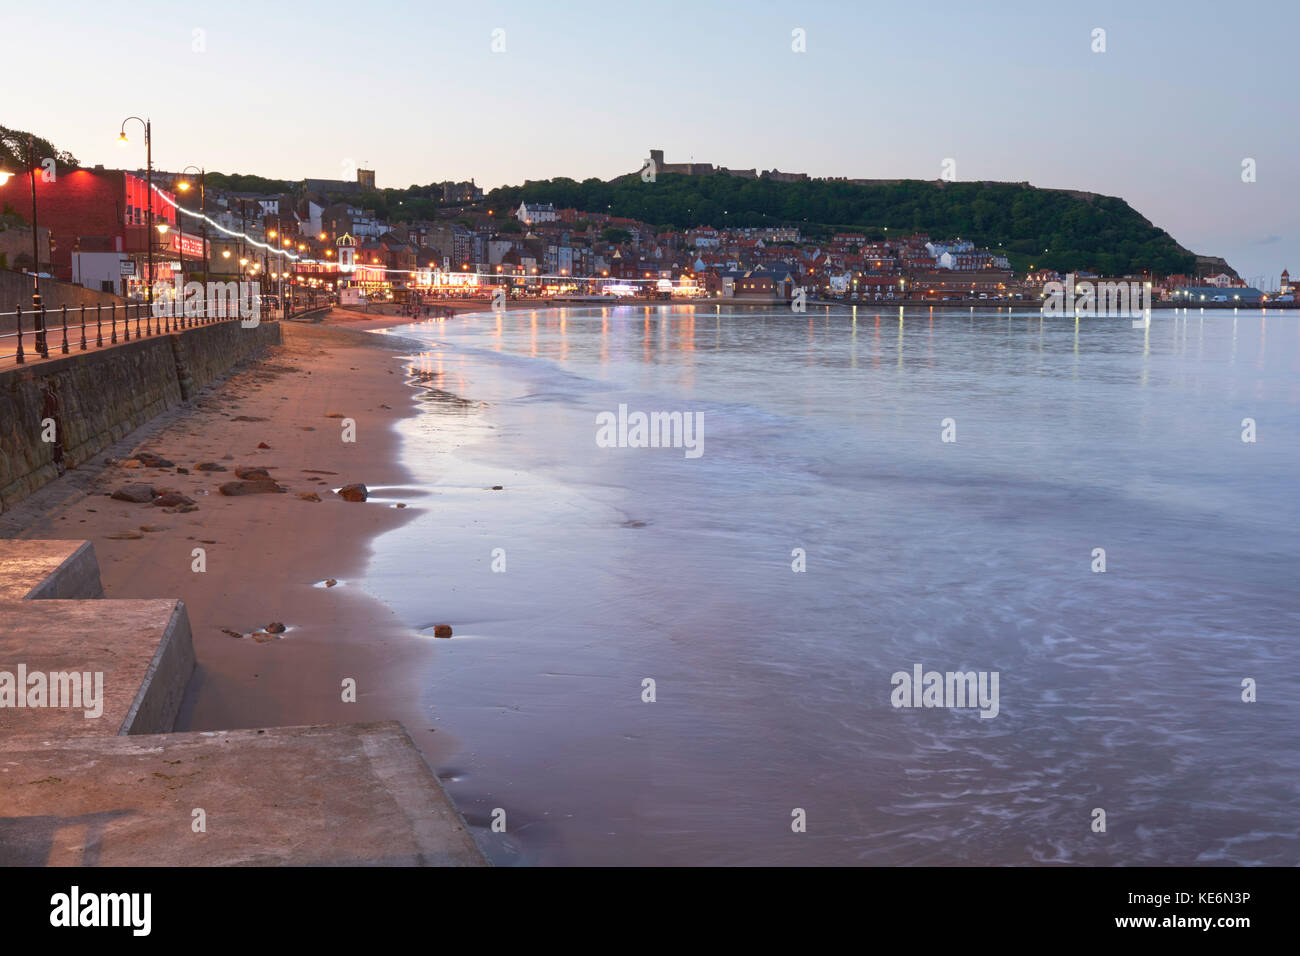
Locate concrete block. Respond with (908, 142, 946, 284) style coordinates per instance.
(0, 722, 486, 866)
(0, 598, 194, 736)
(0, 539, 104, 601)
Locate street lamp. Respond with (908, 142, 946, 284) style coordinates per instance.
(118, 117, 154, 306)
(1, 132, 49, 355)
(177, 165, 208, 280)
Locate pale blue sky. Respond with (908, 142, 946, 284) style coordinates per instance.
(8, 0, 1297, 283)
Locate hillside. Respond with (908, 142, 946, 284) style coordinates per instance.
(487, 174, 1202, 277)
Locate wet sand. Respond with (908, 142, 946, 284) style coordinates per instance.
(2, 311, 470, 770)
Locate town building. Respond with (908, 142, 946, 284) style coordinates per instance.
(517, 202, 557, 224)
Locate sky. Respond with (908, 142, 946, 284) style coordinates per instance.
(6, 0, 1298, 285)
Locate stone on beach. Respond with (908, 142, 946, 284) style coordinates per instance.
(133, 452, 174, 468)
(218, 480, 285, 496)
(337, 483, 368, 502)
(234, 466, 272, 480)
(195, 462, 227, 472)
(431, 624, 453, 639)
(153, 493, 196, 507)
(111, 483, 155, 503)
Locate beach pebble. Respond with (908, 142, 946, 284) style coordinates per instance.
(325, 579, 338, 588)
(153, 493, 195, 507)
(176, 467, 189, 474)
(337, 483, 368, 502)
(431, 624, 453, 639)
(266, 622, 286, 634)
(111, 483, 155, 503)
(218, 479, 285, 496)
(133, 452, 174, 468)
(195, 462, 227, 472)
(105, 530, 144, 540)
(257, 442, 271, 449)
(234, 466, 272, 480)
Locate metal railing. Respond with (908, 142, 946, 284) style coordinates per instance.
(0, 297, 301, 366)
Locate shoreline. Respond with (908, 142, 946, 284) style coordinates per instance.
(0, 310, 471, 771)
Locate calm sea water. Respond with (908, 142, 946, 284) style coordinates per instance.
(364, 305, 1300, 866)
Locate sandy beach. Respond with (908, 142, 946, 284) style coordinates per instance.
(0, 309, 473, 767)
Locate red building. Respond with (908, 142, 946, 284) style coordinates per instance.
(0, 165, 200, 296)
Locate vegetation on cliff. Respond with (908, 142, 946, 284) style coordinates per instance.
(486, 174, 1197, 276)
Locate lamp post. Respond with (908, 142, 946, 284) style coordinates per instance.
(176, 166, 207, 280)
(25, 135, 46, 355)
(118, 117, 153, 307)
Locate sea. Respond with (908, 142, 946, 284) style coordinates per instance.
(360, 304, 1300, 866)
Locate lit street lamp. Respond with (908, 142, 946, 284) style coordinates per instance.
(177, 165, 208, 280)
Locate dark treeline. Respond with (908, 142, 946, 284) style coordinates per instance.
(486, 174, 1196, 276)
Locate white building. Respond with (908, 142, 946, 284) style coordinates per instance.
(517, 202, 557, 224)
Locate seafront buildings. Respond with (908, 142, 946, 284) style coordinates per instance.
(0, 151, 1277, 310)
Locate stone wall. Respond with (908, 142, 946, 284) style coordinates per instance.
(0, 321, 281, 512)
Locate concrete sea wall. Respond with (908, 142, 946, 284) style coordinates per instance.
(0, 320, 281, 511)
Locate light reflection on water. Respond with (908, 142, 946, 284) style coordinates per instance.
(364, 305, 1300, 866)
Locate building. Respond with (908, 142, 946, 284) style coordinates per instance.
(1174, 286, 1264, 304)
(517, 202, 557, 225)
(734, 264, 800, 300)
(0, 164, 202, 297)
(441, 180, 483, 203)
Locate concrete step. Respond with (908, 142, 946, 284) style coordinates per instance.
(0, 598, 194, 735)
(0, 721, 485, 866)
(0, 540, 103, 601)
